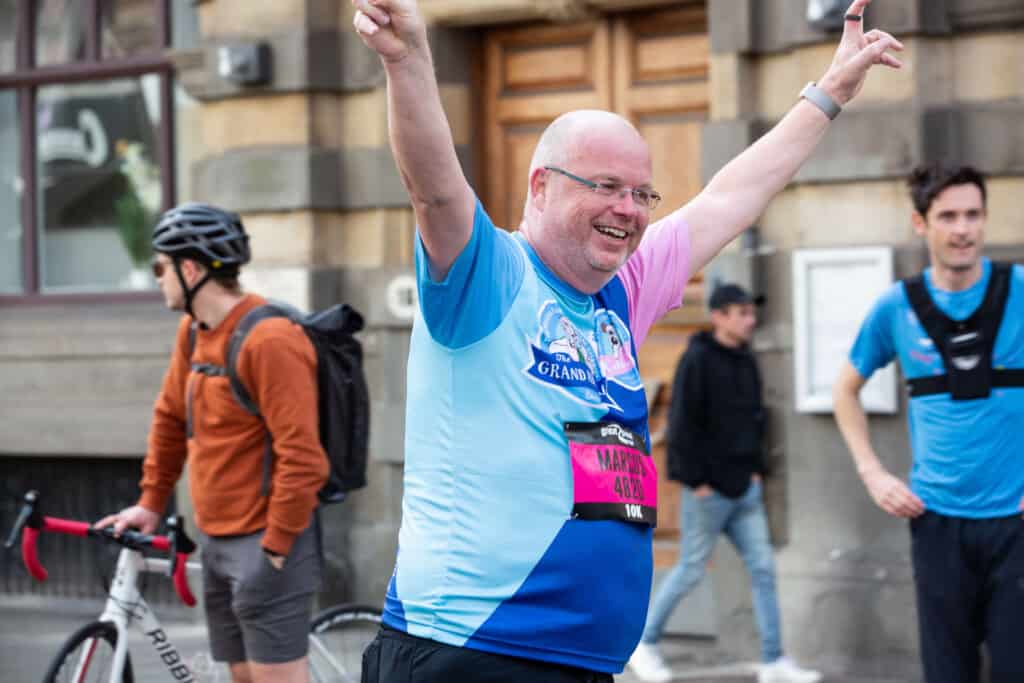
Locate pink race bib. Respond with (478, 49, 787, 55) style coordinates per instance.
(564, 422, 657, 526)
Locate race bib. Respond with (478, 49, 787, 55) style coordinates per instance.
(564, 421, 657, 526)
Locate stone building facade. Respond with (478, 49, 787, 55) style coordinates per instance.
(1, 1, 1021, 676)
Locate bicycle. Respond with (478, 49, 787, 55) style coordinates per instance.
(5, 490, 382, 683)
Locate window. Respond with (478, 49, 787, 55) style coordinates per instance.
(0, 0, 197, 300)
(0, 90, 21, 292)
(0, 0, 17, 72)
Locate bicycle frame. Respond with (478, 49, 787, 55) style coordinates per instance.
(5, 491, 202, 683)
(83, 549, 203, 683)
(6, 491, 377, 683)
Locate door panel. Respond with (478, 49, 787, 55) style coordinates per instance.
(480, 4, 710, 557)
(483, 21, 612, 230)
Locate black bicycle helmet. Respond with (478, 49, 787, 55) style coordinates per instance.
(152, 202, 250, 275)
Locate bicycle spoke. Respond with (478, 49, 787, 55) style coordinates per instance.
(71, 638, 101, 683)
(308, 606, 381, 683)
(309, 633, 355, 683)
(52, 635, 116, 683)
(44, 621, 129, 683)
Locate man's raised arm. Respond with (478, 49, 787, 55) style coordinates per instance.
(352, 0, 475, 279)
(681, 0, 903, 274)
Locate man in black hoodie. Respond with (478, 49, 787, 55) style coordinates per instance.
(627, 284, 820, 683)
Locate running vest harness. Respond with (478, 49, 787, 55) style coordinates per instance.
(903, 262, 1024, 399)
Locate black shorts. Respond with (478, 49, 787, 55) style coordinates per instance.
(362, 625, 613, 683)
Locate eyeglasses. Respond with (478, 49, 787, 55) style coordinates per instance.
(544, 166, 662, 211)
(151, 259, 170, 279)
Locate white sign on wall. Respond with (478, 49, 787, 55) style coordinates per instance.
(792, 247, 897, 414)
(385, 274, 418, 322)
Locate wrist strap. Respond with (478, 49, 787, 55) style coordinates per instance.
(800, 81, 841, 120)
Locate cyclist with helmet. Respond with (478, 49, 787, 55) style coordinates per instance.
(96, 203, 328, 683)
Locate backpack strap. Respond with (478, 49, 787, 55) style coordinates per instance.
(224, 302, 305, 497)
(185, 320, 224, 439)
(225, 305, 291, 415)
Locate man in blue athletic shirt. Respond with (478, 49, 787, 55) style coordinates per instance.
(834, 164, 1024, 683)
(352, 0, 903, 680)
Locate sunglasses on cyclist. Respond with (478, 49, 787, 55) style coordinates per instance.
(151, 259, 172, 279)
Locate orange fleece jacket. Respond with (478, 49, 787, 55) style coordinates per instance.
(138, 294, 328, 556)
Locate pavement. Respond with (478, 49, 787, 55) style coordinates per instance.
(615, 643, 914, 683)
(0, 595, 217, 682)
(0, 596, 917, 683)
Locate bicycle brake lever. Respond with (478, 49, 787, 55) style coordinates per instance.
(165, 515, 196, 577)
(5, 490, 43, 550)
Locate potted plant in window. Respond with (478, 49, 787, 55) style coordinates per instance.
(114, 140, 161, 289)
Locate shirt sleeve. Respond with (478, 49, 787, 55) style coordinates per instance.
(848, 284, 901, 381)
(416, 197, 526, 349)
(667, 347, 708, 488)
(236, 319, 329, 556)
(617, 206, 692, 348)
(138, 316, 192, 514)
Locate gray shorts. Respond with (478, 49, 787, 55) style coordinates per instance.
(199, 522, 320, 664)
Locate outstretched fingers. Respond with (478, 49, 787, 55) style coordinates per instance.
(353, 0, 392, 27)
(856, 30, 904, 70)
(353, 11, 378, 36)
(840, 0, 872, 42)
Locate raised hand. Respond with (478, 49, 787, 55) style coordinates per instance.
(351, 0, 427, 64)
(818, 0, 904, 105)
(860, 466, 925, 519)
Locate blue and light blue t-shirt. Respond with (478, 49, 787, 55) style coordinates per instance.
(849, 258, 1024, 518)
(384, 200, 691, 673)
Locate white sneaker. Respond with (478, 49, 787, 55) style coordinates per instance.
(758, 656, 822, 683)
(626, 642, 673, 682)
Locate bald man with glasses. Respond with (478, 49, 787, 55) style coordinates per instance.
(351, 1, 902, 681)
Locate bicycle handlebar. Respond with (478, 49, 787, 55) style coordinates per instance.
(6, 491, 197, 607)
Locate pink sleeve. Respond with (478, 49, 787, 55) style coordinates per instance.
(618, 207, 691, 348)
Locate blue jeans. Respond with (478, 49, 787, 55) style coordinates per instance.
(641, 480, 783, 663)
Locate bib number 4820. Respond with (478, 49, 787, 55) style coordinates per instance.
(613, 476, 644, 501)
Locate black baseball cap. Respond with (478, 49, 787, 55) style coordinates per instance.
(708, 283, 764, 311)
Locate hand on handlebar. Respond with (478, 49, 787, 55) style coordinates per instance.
(94, 505, 161, 536)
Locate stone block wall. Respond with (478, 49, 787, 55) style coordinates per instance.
(698, 0, 1024, 674)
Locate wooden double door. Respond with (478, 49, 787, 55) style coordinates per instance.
(477, 3, 711, 560)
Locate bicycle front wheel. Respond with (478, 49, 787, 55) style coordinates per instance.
(43, 620, 134, 683)
(308, 604, 382, 683)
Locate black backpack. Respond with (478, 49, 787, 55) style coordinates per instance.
(189, 301, 370, 504)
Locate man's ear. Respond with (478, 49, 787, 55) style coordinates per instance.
(181, 259, 205, 284)
(529, 167, 548, 212)
(911, 211, 928, 237)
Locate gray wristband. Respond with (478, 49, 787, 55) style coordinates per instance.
(800, 81, 841, 120)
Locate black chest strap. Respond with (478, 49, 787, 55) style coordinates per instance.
(185, 322, 273, 496)
(903, 262, 1024, 399)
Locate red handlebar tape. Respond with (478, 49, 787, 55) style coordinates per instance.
(21, 527, 46, 581)
(21, 516, 195, 606)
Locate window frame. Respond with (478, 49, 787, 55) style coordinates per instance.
(0, 0, 176, 305)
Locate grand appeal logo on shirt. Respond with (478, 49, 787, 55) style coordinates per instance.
(524, 301, 642, 408)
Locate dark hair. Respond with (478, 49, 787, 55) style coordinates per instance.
(152, 202, 251, 276)
(907, 164, 987, 216)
